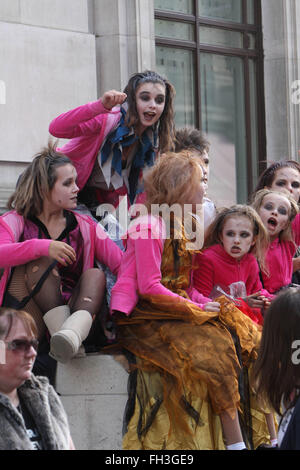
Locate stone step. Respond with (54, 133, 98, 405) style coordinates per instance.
(56, 354, 129, 450)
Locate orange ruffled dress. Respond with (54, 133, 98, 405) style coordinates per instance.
(115, 225, 272, 450)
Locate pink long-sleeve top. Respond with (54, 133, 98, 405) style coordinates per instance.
(49, 100, 121, 191)
(0, 210, 122, 304)
(110, 216, 212, 315)
(193, 244, 272, 299)
(292, 213, 300, 246)
(260, 238, 297, 293)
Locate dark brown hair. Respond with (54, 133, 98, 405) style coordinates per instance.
(254, 160, 300, 203)
(253, 288, 300, 415)
(174, 127, 210, 155)
(123, 70, 176, 153)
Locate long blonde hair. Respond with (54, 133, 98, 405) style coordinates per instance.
(204, 204, 270, 274)
(8, 142, 73, 219)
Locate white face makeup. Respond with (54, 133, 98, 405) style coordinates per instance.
(135, 82, 166, 134)
(270, 167, 300, 203)
(258, 193, 290, 240)
(48, 164, 79, 211)
(220, 215, 255, 261)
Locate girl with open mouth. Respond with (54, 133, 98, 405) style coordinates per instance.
(252, 189, 299, 294)
(193, 204, 272, 324)
(254, 160, 300, 283)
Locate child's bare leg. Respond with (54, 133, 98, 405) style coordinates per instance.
(265, 412, 277, 445)
(220, 409, 246, 449)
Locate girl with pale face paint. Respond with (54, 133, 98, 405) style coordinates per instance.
(49, 70, 176, 214)
(252, 189, 299, 294)
(254, 160, 300, 282)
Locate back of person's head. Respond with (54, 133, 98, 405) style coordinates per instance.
(174, 127, 210, 155)
(251, 188, 298, 242)
(123, 70, 176, 152)
(255, 160, 300, 195)
(144, 150, 203, 210)
(204, 204, 269, 273)
(8, 142, 73, 219)
(0, 307, 37, 341)
(254, 288, 300, 415)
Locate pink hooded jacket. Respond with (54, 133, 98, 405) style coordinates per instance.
(110, 216, 212, 315)
(49, 100, 121, 191)
(0, 210, 122, 305)
(193, 244, 273, 298)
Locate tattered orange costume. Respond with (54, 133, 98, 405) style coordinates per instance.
(115, 225, 272, 450)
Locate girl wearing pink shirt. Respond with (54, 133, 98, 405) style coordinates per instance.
(0, 144, 122, 380)
(193, 205, 272, 325)
(111, 151, 273, 450)
(254, 160, 300, 281)
(49, 70, 175, 214)
(251, 189, 298, 294)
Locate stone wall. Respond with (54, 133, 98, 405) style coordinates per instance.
(262, 0, 300, 161)
(0, 0, 155, 210)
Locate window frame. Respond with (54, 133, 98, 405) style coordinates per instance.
(154, 0, 266, 196)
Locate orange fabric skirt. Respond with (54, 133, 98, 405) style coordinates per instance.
(115, 295, 271, 449)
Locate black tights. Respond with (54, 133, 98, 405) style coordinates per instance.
(8, 258, 107, 387)
(24, 256, 106, 316)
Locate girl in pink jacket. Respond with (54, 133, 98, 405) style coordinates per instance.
(253, 160, 300, 282)
(49, 70, 175, 215)
(111, 151, 275, 450)
(251, 189, 299, 294)
(193, 205, 272, 323)
(0, 143, 122, 378)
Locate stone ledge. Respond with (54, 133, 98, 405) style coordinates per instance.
(56, 353, 129, 395)
(61, 394, 127, 450)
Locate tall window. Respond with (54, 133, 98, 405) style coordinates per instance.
(155, 0, 265, 205)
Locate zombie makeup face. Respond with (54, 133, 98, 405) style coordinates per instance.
(135, 82, 166, 135)
(258, 193, 290, 241)
(220, 215, 256, 260)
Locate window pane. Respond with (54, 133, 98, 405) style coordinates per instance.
(154, 0, 193, 14)
(249, 59, 259, 188)
(200, 26, 243, 48)
(247, 0, 255, 24)
(198, 0, 242, 23)
(200, 53, 247, 204)
(155, 19, 194, 41)
(247, 33, 256, 49)
(156, 46, 196, 127)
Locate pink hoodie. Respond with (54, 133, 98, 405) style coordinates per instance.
(0, 210, 122, 304)
(193, 244, 272, 298)
(260, 238, 296, 293)
(110, 216, 212, 315)
(49, 100, 121, 191)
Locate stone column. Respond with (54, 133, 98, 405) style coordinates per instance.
(93, 0, 156, 95)
(261, 0, 300, 161)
